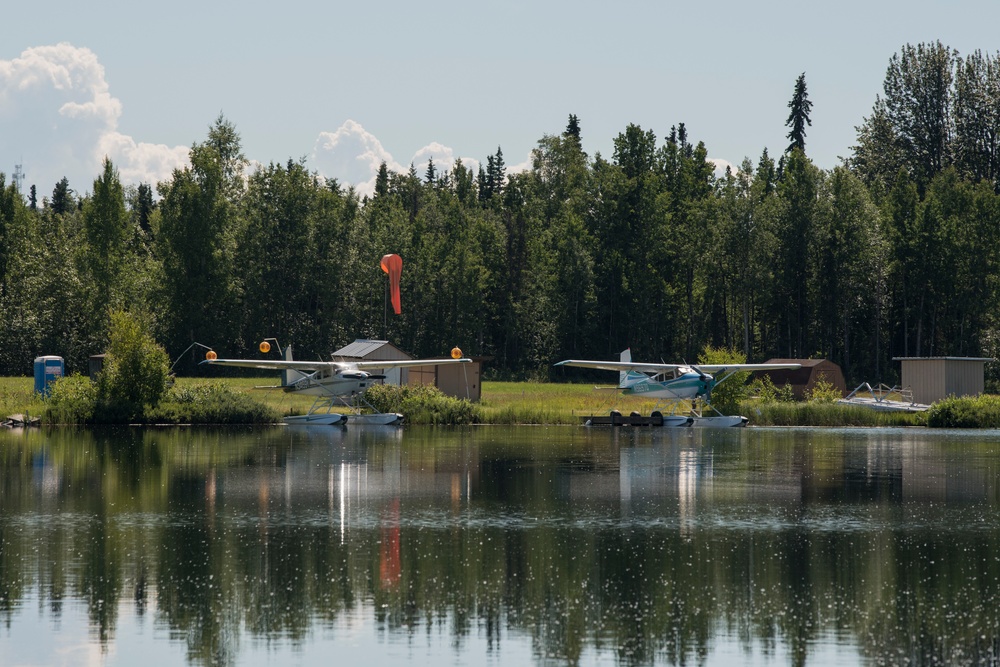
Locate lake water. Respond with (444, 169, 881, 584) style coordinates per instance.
(2, 424, 1000, 666)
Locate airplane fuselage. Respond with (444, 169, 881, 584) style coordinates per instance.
(620, 369, 711, 400)
(284, 369, 376, 397)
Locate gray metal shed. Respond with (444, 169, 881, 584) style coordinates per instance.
(892, 357, 993, 405)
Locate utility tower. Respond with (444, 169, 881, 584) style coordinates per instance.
(12, 162, 24, 191)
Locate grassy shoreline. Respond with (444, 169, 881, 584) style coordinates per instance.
(0, 376, 994, 428)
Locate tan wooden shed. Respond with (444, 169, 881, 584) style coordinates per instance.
(408, 357, 485, 402)
(892, 357, 992, 405)
(754, 358, 847, 399)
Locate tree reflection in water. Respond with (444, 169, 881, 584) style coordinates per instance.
(0, 425, 999, 665)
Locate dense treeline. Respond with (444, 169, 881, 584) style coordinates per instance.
(3, 41, 1000, 385)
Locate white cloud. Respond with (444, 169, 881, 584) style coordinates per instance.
(709, 158, 736, 177)
(0, 43, 188, 195)
(2, 45, 523, 201)
(312, 120, 493, 197)
(311, 120, 403, 196)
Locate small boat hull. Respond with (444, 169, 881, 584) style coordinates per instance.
(283, 413, 349, 426)
(691, 415, 748, 428)
(345, 413, 404, 426)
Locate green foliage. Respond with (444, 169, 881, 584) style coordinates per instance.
(785, 72, 813, 153)
(698, 345, 749, 415)
(363, 383, 479, 425)
(926, 395, 1000, 428)
(95, 310, 170, 422)
(43, 374, 98, 424)
(6, 76, 1000, 387)
(749, 374, 795, 403)
(804, 375, 842, 403)
(742, 400, 925, 427)
(148, 382, 278, 424)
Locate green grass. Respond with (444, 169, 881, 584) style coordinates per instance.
(475, 381, 662, 424)
(741, 400, 926, 427)
(0, 377, 46, 420)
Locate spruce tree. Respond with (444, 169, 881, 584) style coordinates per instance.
(51, 177, 73, 215)
(565, 114, 581, 140)
(785, 73, 813, 154)
(375, 162, 389, 197)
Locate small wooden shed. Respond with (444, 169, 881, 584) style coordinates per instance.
(332, 339, 483, 401)
(892, 356, 992, 405)
(754, 358, 847, 399)
(408, 357, 486, 402)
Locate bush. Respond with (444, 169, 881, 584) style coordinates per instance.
(698, 345, 750, 415)
(95, 310, 171, 422)
(44, 374, 98, 424)
(364, 383, 480, 424)
(926, 395, 1000, 428)
(805, 375, 842, 403)
(148, 383, 278, 424)
(749, 374, 795, 403)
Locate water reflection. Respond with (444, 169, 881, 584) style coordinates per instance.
(1, 425, 1000, 665)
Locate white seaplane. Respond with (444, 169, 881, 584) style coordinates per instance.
(555, 349, 800, 427)
(202, 340, 471, 426)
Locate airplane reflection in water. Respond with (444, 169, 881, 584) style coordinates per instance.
(178, 426, 1000, 537)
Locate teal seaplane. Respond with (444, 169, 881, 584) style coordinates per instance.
(555, 349, 800, 427)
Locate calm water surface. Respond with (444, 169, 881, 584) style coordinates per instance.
(2, 425, 1000, 666)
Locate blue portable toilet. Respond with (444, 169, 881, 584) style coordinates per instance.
(34, 355, 64, 396)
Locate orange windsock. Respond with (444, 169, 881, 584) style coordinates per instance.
(380, 253, 403, 314)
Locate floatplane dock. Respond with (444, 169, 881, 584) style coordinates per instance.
(579, 412, 748, 427)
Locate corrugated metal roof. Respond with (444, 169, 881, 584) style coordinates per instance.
(892, 356, 993, 362)
(765, 358, 832, 368)
(331, 339, 412, 361)
(333, 339, 390, 358)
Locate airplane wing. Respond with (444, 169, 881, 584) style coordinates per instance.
(693, 363, 801, 373)
(349, 357, 471, 370)
(202, 358, 338, 372)
(554, 360, 801, 374)
(202, 357, 471, 371)
(554, 360, 686, 374)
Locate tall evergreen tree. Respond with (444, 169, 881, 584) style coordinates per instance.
(134, 183, 154, 235)
(786, 73, 813, 154)
(83, 158, 129, 310)
(375, 162, 389, 197)
(565, 114, 581, 141)
(50, 177, 73, 215)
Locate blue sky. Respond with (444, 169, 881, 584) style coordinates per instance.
(2, 0, 998, 198)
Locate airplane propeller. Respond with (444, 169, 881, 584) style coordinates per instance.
(691, 365, 716, 399)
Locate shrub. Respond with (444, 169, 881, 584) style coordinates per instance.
(95, 310, 171, 422)
(749, 374, 795, 403)
(805, 375, 842, 403)
(927, 395, 1000, 428)
(698, 345, 750, 415)
(148, 383, 278, 424)
(364, 383, 480, 424)
(44, 374, 98, 424)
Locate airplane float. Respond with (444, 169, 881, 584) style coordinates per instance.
(202, 339, 471, 425)
(554, 349, 800, 427)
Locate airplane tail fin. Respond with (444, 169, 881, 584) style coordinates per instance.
(619, 348, 631, 386)
(618, 348, 647, 388)
(280, 344, 309, 387)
